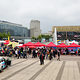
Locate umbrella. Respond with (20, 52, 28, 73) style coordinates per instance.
(46, 42, 56, 47)
(34, 42, 45, 47)
(57, 43, 67, 47)
(23, 42, 34, 46)
(4, 40, 10, 44)
(4, 42, 9, 45)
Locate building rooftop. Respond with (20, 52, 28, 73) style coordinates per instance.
(31, 20, 40, 22)
(52, 26, 80, 32)
(0, 20, 22, 27)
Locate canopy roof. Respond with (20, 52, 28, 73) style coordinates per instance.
(29, 46, 36, 48)
(68, 43, 80, 47)
(34, 42, 45, 47)
(46, 42, 56, 47)
(57, 43, 67, 47)
(23, 42, 34, 46)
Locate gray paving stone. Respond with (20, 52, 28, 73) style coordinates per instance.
(8, 60, 50, 80)
(61, 61, 80, 80)
(0, 59, 38, 80)
(34, 61, 63, 80)
(0, 56, 80, 80)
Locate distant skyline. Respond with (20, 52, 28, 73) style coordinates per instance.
(0, 0, 80, 33)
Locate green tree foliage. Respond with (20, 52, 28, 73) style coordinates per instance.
(3, 32, 7, 38)
(0, 32, 11, 40)
(31, 36, 36, 40)
(7, 32, 11, 37)
(0, 32, 3, 39)
(37, 34, 52, 41)
(37, 35, 42, 40)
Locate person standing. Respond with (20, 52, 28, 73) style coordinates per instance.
(53, 49, 56, 58)
(32, 49, 36, 58)
(49, 49, 53, 60)
(17, 49, 21, 59)
(39, 52, 44, 65)
(15, 49, 18, 57)
(57, 49, 60, 61)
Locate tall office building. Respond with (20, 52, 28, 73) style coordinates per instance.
(30, 20, 41, 37)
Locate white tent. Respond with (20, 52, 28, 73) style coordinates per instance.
(69, 41, 79, 45)
(0, 41, 5, 43)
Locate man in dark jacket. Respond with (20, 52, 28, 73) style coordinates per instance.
(49, 50, 53, 60)
(39, 52, 44, 65)
(33, 49, 36, 58)
(57, 49, 60, 61)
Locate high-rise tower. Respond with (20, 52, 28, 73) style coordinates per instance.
(30, 20, 41, 37)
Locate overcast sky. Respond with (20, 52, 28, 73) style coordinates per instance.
(0, 0, 80, 33)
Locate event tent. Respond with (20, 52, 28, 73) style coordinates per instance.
(29, 46, 36, 48)
(68, 43, 80, 47)
(23, 42, 34, 46)
(46, 42, 56, 47)
(34, 42, 45, 47)
(57, 43, 68, 47)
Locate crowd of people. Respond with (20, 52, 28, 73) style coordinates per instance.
(0, 43, 61, 65)
(0, 43, 80, 65)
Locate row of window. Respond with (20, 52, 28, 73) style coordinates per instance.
(0, 24, 29, 37)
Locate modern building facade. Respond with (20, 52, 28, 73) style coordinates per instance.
(0, 20, 29, 37)
(30, 20, 41, 37)
(52, 26, 80, 41)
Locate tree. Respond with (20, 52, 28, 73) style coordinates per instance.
(3, 32, 7, 38)
(37, 35, 42, 40)
(0, 32, 11, 40)
(0, 32, 3, 39)
(37, 34, 52, 41)
(31, 36, 36, 40)
(7, 32, 11, 37)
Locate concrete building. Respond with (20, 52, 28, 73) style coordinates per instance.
(30, 20, 41, 38)
(0, 20, 29, 38)
(52, 26, 80, 41)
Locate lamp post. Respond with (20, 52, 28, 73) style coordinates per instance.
(66, 31, 67, 40)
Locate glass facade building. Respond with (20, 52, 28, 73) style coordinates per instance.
(0, 20, 29, 37)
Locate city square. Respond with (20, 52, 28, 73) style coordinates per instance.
(0, 55, 80, 80)
(0, 0, 80, 80)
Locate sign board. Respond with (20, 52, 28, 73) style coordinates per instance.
(49, 38, 53, 42)
(41, 38, 45, 43)
(24, 39, 31, 44)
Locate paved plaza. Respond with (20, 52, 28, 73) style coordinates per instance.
(0, 55, 80, 80)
